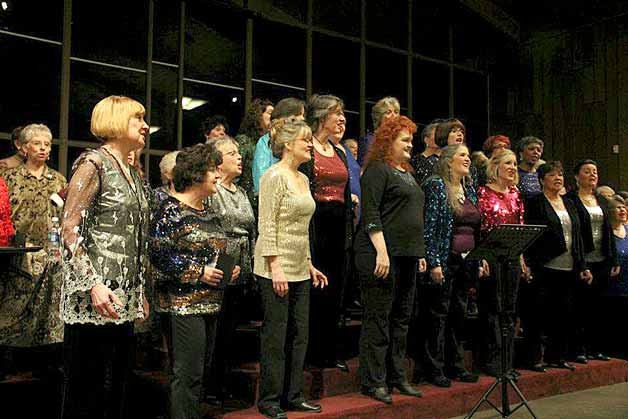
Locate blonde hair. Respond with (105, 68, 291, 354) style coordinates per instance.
(486, 149, 519, 186)
(433, 144, 470, 213)
(90, 95, 145, 141)
(270, 118, 312, 159)
(371, 97, 400, 129)
(159, 150, 180, 185)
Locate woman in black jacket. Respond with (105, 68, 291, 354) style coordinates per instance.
(565, 159, 619, 363)
(524, 161, 591, 372)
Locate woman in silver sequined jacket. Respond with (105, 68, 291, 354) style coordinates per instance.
(60, 95, 150, 419)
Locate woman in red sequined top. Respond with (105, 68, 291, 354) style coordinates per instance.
(477, 149, 527, 377)
(0, 177, 14, 246)
(301, 94, 353, 372)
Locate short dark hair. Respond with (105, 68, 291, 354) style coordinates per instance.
(201, 115, 229, 136)
(434, 118, 465, 148)
(173, 143, 223, 192)
(573, 159, 597, 175)
(272, 98, 305, 120)
(537, 161, 563, 182)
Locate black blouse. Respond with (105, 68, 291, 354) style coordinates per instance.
(354, 161, 425, 258)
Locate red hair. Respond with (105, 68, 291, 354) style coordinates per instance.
(364, 116, 417, 172)
(482, 135, 510, 155)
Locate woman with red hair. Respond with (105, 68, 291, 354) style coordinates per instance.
(354, 116, 426, 404)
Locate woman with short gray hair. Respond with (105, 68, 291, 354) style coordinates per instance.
(302, 94, 354, 372)
(358, 97, 400, 165)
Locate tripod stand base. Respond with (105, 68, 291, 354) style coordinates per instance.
(465, 376, 538, 419)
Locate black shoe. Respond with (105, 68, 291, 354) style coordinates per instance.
(286, 401, 322, 413)
(391, 382, 422, 397)
(594, 353, 611, 361)
(456, 371, 479, 383)
(334, 359, 349, 372)
(259, 405, 288, 419)
(551, 361, 576, 371)
(430, 375, 452, 388)
(530, 363, 546, 373)
(574, 355, 588, 364)
(361, 386, 392, 404)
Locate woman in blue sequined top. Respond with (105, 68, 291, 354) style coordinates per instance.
(422, 144, 485, 387)
(149, 143, 231, 419)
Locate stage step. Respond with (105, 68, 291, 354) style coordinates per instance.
(220, 359, 628, 419)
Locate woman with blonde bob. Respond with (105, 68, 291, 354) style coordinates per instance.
(477, 149, 528, 376)
(60, 95, 150, 419)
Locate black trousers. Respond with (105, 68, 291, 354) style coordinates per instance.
(574, 261, 608, 357)
(422, 255, 469, 378)
(206, 284, 245, 396)
(599, 296, 628, 358)
(61, 322, 134, 419)
(478, 260, 519, 374)
(357, 254, 417, 388)
(258, 277, 310, 409)
(164, 314, 218, 419)
(308, 202, 347, 366)
(527, 267, 576, 365)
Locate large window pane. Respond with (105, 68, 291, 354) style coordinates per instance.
(343, 112, 360, 143)
(313, 0, 360, 37)
(0, 0, 62, 41)
(72, 0, 148, 69)
(148, 154, 166, 189)
(149, 65, 178, 150)
(252, 82, 305, 105)
(0, 35, 60, 134)
(454, 69, 488, 150)
(185, 1, 245, 85)
(154, 0, 180, 65)
(414, 2, 450, 61)
(69, 62, 146, 142)
(366, 48, 407, 115)
(453, 6, 504, 70)
(367, 0, 408, 49)
(182, 82, 244, 147)
(250, 0, 306, 24)
(413, 59, 450, 124)
(312, 34, 360, 110)
(253, 20, 305, 87)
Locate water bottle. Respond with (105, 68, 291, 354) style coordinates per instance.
(48, 217, 61, 262)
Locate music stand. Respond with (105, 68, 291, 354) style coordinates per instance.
(464, 224, 546, 419)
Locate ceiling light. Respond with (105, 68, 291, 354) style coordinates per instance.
(180, 96, 207, 111)
(149, 126, 161, 134)
(1, 2, 8, 11)
(232, 97, 238, 103)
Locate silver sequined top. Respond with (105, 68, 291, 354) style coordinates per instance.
(207, 183, 256, 285)
(585, 204, 605, 263)
(544, 208, 574, 271)
(254, 165, 315, 282)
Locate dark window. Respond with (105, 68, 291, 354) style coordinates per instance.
(343, 111, 360, 143)
(72, 0, 148, 69)
(149, 65, 178, 150)
(253, 20, 305, 87)
(0, 35, 60, 135)
(184, 1, 245, 86)
(182, 81, 244, 147)
(366, 0, 408, 49)
(313, 0, 360, 37)
(154, 0, 180, 65)
(69, 62, 146, 142)
(413, 59, 450, 124)
(149, 153, 165, 188)
(252, 82, 306, 104)
(0, 0, 63, 41)
(454, 69, 488, 151)
(366, 48, 407, 112)
(312, 33, 360, 111)
(453, 6, 505, 71)
(250, 0, 306, 24)
(413, 2, 450, 61)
